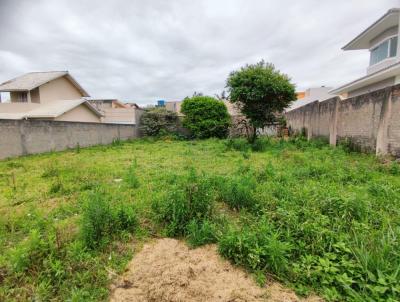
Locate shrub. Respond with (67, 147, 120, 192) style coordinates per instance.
(181, 96, 231, 139)
(152, 170, 215, 237)
(81, 188, 138, 249)
(140, 107, 179, 136)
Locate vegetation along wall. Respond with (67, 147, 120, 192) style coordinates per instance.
(0, 120, 139, 159)
(286, 84, 400, 156)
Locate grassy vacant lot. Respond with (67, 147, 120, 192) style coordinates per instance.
(0, 137, 399, 301)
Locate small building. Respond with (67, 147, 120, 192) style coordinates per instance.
(88, 99, 141, 124)
(0, 71, 102, 122)
(165, 101, 183, 116)
(288, 87, 334, 111)
(331, 8, 400, 98)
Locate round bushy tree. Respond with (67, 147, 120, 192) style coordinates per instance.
(181, 96, 231, 139)
(226, 60, 296, 142)
(139, 107, 179, 136)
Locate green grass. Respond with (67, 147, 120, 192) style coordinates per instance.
(0, 137, 399, 301)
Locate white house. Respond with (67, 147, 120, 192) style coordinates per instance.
(331, 8, 400, 98)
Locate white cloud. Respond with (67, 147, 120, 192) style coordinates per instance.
(0, 0, 398, 104)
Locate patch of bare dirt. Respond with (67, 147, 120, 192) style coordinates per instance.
(110, 238, 322, 302)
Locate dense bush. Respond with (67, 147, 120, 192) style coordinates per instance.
(181, 96, 231, 139)
(152, 169, 216, 237)
(139, 107, 179, 136)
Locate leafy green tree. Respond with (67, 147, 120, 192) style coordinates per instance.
(226, 60, 296, 142)
(181, 96, 231, 139)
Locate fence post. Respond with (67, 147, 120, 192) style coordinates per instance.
(329, 98, 339, 146)
(376, 91, 392, 155)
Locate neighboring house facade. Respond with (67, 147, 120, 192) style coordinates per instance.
(0, 71, 102, 122)
(331, 8, 400, 98)
(88, 99, 141, 124)
(165, 101, 183, 116)
(288, 87, 334, 111)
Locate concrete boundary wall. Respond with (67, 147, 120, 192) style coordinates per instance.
(0, 120, 139, 159)
(286, 84, 400, 157)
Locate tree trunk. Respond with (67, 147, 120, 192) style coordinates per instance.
(248, 126, 257, 143)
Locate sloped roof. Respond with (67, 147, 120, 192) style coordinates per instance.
(0, 99, 102, 120)
(26, 99, 102, 118)
(0, 71, 90, 96)
(0, 112, 26, 120)
(343, 8, 400, 50)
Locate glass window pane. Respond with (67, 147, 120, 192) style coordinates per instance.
(370, 40, 389, 65)
(390, 37, 397, 57)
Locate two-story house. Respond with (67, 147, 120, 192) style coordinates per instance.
(331, 8, 400, 98)
(0, 71, 103, 122)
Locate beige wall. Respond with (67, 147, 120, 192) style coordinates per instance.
(0, 103, 39, 113)
(101, 108, 136, 124)
(55, 104, 101, 123)
(0, 119, 139, 159)
(39, 76, 83, 103)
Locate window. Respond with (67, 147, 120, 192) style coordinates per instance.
(370, 36, 398, 66)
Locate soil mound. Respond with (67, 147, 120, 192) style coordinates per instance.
(110, 238, 322, 302)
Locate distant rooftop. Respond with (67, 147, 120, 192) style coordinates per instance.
(0, 71, 90, 97)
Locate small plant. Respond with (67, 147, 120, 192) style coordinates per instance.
(186, 219, 217, 247)
(42, 164, 59, 178)
(49, 178, 64, 195)
(124, 159, 140, 189)
(112, 139, 123, 146)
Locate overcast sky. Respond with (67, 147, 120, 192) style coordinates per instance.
(0, 0, 398, 105)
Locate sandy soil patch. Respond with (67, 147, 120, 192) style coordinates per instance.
(110, 238, 322, 302)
